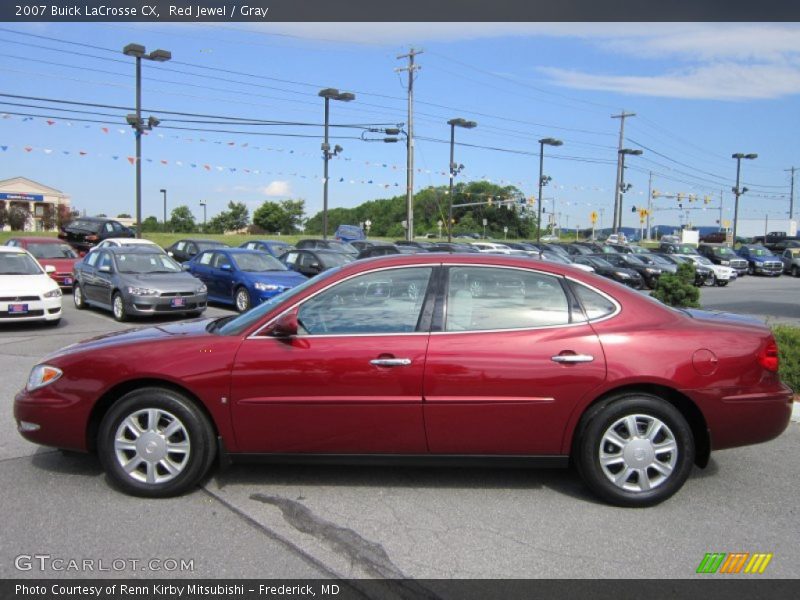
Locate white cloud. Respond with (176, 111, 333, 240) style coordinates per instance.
(539, 62, 800, 101)
(260, 181, 291, 196)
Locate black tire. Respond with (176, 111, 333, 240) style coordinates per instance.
(792, 265, 798, 278)
(73, 284, 86, 310)
(705, 273, 716, 287)
(97, 387, 216, 498)
(112, 292, 128, 322)
(747, 264, 755, 276)
(234, 286, 251, 313)
(574, 394, 695, 507)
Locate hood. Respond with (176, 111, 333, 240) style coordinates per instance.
(0, 273, 60, 296)
(43, 317, 215, 360)
(119, 272, 205, 292)
(247, 270, 307, 287)
(37, 257, 78, 272)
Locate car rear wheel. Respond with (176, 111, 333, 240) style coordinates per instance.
(112, 292, 128, 322)
(73, 284, 86, 309)
(792, 265, 798, 278)
(97, 387, 216, 497)
(747, 264, 755, 275)
(234, 287, 251, 313)
(705, 273, 716, 287)
(575, 394, 695, 507)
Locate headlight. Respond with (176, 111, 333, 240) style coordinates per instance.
(614, 271, 631, 279)
(27, 365, 63, 391)
(645, 268, 660, 274)
(255, 282, 282, 292)
(43, 288, 62, 298)
(127, 286, 159, 296)
(197, 283, 207, 293)
(720, 260, 730, 265)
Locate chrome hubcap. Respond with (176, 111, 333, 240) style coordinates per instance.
(114, 408, 191, 485)
(599, 414, 678, 492)
(236, 291, 248, 311)
(113, 296, 123, 318)
(74, 287, 82, 305)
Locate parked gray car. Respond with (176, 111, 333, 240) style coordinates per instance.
(780, 248, 800, 277)
(72, 247, 207, 321)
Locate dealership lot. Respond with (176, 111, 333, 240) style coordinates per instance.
(2, 284, 799, 580)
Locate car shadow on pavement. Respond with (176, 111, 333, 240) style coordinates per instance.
(30, 448, 104, 477)
(211, 463, 605, 505)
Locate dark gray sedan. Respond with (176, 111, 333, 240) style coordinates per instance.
(72, 247, 207, 321)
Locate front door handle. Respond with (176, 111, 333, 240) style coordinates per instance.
(370, 358, 412, 367)
(551, 354, 594, 363)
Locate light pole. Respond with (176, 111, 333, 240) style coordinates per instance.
(199, 200, 207, 231)
(160, 188, 167, 232)
(732, 153, 758, 244)
(537, 138, 563, 252)
(616, 148, 643, 232)
(123, 43, 171, 239)
(447, 118, 477, 242)
(319, 88, 355, 240)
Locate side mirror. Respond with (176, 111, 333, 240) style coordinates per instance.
(181, 263, 191, 271)
(309, 262, 322, 272)
(99, 265, 112, 274)
(44, 265, 56, 274)
(270, 309, 298, 338)
(167, 251, 174, 257)
(220, 263, 232, 271)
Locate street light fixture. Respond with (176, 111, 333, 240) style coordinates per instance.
(447, 118, 477, 242)
(731, 153, 758, 243)
(537, 137, 563, 252)
(616, 148, 643, 232)
(122, 43, 171, 239)
(319, 87, 355, 240)
(160, 188, 167, 232)
(199, 200, 207, 230)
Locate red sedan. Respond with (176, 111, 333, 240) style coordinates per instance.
(6, 236, 79, 289)
(15, 254, 792, 506)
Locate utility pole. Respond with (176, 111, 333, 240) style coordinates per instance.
(786, 166, 796, 221)
(646, 171, 653, 240)
(611, 110, 636, 233)
(397, 48, 422, 241)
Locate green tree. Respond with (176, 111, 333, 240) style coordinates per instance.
(141, 216, 161, 232)
(117, 213, 132, 218)
(253, 202, 288, 233)
(650, 262, 700, 308)
(8, 205, 30, 230)
(169, 205, 197, 233)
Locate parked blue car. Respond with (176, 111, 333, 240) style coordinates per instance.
(239, 239, 295, 258)
(736, 244, 783, 276)
(185, 248, 307, 312)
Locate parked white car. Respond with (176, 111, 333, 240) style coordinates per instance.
(91, 238, 161, 251)
(683, 254, 737, 287)
(0, 247, 63, 324)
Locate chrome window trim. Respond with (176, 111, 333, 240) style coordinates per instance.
(565, 275, 622, 324)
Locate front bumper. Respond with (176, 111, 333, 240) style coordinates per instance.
(0, 296, 62, 322)
(14, 387, 90, 451)
(126, 292, 208, 316)
(753, 263, 783, 276)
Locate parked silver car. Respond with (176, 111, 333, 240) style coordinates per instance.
(780, 248, 800, 277)
(73, 247, 207, 321)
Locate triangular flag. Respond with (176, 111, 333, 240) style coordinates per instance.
(46, 120, 55, 126)
(24, 147, 33, 152)
(127, 157, 135, 165)
(101, 127, 109, 134)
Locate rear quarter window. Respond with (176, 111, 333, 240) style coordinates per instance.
(571, 282, 618, 321)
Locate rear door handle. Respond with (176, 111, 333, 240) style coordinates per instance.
(370, 358, 412, 367)
(551, 354, 594, 363)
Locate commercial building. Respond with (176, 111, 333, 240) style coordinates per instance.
(0, 176, 71, 232)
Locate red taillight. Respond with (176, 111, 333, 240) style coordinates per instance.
(759, 339, 780, 372)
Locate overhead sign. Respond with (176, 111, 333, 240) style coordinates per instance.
(0, 193, 45, 201)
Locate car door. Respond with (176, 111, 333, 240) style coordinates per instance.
(212, 251, 237, 301)
(422, 265, 607, 455)
(86, 250, 114, 305)
(188, 251, 215, 298)
(230, 265, 436, 453)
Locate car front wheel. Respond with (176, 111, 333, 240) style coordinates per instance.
(705, 273, 716, 287)
(112, 292, 128, 322)
(234, 287, 251, 312)
(792, 265, 798, 278)
(97, 387, 216, 497)
(575, 394, 695, 507)
(73, 284, 86, 309)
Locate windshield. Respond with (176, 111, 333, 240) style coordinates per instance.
(197, 241, 227, 251)
(587, 256, 613, 268)
(68, 219, 102, 232)
(650, 255, 673, 266)
(116, 252, 182, 274)
(713, 247, 736, 257)
(215, 267, 343, 335)
(694, 256, 713, 266)
(321, 252, 355, 267)
(233, 253, 287, 272)
(0, 252, 43, 275)
(27, 243, 78, 259)
(748, 247, 771, 257)
(622, 255, 645, 265)
(332, 241, 358, 254)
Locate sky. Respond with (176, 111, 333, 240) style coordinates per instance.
(0, 21, 798, 235)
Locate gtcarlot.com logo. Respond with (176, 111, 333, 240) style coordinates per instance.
(696, 552, 773, 574)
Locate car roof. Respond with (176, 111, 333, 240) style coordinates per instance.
(71, 216, 118, 222)
(0, 245, 35, 254)
(102, 246, 166, 254)
(8, 237, 66, 244)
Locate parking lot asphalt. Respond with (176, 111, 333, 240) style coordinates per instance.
(2, 287, 799, 580)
